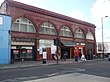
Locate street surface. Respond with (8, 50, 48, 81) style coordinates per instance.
(0, 59, 110, 82)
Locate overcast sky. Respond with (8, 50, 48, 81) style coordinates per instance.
(0, 0, 110, 42)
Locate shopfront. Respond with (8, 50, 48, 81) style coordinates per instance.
(11, 38, 36, 61)
(60, 40, 75, 59)
(39, 39, 56, 60)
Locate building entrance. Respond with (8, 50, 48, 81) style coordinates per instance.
(61, 47, 74, 59)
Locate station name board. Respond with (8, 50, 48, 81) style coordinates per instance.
(12, 38, 35, 42)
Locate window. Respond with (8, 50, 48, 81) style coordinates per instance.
(12, 18, 36, 33)
(20, 24, 27, 32)
(59, 26, 72, 37)
(39, 22, 56, 35)
(86, 32, 94, 40)
(74, 29, 84, 39)
(39, 39, 54, 48)
(12, 23, 19, 31)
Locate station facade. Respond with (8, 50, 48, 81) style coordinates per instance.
(0, 0, 96, 62)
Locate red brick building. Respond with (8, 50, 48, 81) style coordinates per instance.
(0, 0, 96, 61)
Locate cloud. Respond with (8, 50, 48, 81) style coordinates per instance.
(69, 10, 88, 22)
(0, 0, 4, 5)
(91, 0, 110, 42)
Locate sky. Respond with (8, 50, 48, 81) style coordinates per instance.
(0, 0, 110, 42)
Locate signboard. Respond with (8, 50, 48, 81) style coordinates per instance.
(12, 38, 35, 42)
(0, 16, 3, 25)
(43, 52, 47, 59)
(51, 44, 56, 54)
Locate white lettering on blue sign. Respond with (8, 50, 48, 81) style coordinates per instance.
(0, 16, 3, 25)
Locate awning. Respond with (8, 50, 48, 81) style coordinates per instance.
(61, 40, 75, 46)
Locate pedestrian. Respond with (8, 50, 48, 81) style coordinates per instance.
(54, 51, 60, 64)
(81, 54, 86, 61)
(63, 51, 68, 61)
(79, 49, 82, 59)
(80, 48, 86, 61)
(54, 52, 60, 60)
(88, 50, 92, 60)
(74, 47, 79, 62)
(11, 50, 14, 64)
(54, 54, 57, 60)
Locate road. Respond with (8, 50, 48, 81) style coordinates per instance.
(0, 59, 110, 82)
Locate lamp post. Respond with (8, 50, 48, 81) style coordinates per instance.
(101, 16, 108, 59)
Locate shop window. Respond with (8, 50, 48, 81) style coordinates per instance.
(59, 26, 72, 37)
(39, 39, 56, 54)
(12, 18, 36, 33)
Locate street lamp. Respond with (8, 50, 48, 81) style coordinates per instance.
(101, 16, 108, 58)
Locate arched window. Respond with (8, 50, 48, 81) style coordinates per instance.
(74, 29, 84, 38)
(59, 26, 72, 37)
(12, 18, 36, 33)
(86, 32, 94, 40)
(39, 22, 56, 35)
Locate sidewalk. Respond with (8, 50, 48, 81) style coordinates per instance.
(0, 59, 76, 70)
(0, 58, 106, 70)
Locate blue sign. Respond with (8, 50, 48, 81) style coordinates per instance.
(0, 14, 11, 64)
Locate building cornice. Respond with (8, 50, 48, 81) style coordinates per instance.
(6, 0, 96, 28)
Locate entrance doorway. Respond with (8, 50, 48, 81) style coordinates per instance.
(61, 47, 74, 59)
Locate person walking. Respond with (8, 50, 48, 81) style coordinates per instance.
(74, 47, 79, 62)
(88, 50, 92, 60)
(54, 51, 61, 64)
(11, 50, 14, 64)
(63, 51, 68, 61)
(79, 49, 82, 59)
